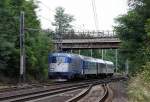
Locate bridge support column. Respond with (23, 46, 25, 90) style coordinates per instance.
(101, 49, 103, 59)
(125, 59, 129, 75)
(79, 50, 81, 55)
(65, 50, 68, 53)
(115, 49, 118, 73)
(71, 49, 72, 53)
(90, 49, 93, 57)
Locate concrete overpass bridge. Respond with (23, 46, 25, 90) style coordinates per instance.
(52, 31, 121, 51)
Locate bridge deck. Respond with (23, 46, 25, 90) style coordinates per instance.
(53, 37, 121, 49)
(53, 38, 120, 44)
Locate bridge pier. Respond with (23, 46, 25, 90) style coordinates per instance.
(79, 50, 81, 55)
(125, 59, 129, 75)
(90, 49, 93, 57)
(101, 49, 104, 59)
(115, 49, 118, 73)
(71, 49, 72, 53)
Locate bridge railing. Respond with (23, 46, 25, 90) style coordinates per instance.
(53, 30, 117, 39)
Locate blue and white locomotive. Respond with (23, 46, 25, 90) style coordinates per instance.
(48, 53, 114, 79)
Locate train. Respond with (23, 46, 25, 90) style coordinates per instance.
(48, 53, 114, 79)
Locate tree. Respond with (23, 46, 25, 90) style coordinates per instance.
(52, 7, 74, 33)
(0, 0, 19, 77)
(114, 0, 150, 74)
(0, 0, 53, 81)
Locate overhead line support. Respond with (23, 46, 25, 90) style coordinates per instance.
(19, 11, 25, 83)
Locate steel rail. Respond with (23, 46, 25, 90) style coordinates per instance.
(99, 84, 109, 102)
(5, 84, 90, 102)
(0, 79, 99, 93)
(66, 83, 109, 102)
(0, 80, 102, 101)
(66, 84, 93, 102)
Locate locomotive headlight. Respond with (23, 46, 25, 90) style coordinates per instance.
(50, 68, 54, 71)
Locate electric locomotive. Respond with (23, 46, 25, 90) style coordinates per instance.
(48, 53, 83, 79)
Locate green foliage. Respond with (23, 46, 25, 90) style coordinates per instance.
(114, 0, 150, 74)
(145, 19, 150, 38)
(128, 74, 150, 102)
(0, 0, 19, 77)
(141, 62, 150, 82)
(26, 31, 53, 80)
(0, 0, 53, 81)
(52, 7, 74, 33)
(114, 0, 150, 100)
(128, 62, 150, 102)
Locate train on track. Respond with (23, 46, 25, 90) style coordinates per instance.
(48, 53, 114, 79)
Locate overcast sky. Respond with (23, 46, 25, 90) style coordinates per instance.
(36, 0, 128, 31)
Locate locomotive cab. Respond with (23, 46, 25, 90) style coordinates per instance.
(48, 54, 72, 79)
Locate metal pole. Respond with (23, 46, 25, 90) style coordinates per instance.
(115, 49, 118, 73)
(71, 49, 72, 53)
(19, 11, 25, 83)
(57, 31, 62, 52)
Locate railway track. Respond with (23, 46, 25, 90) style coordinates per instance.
(0, 84, 44, 93)
(0, 81, 71, 93)
(66, 84, 112, 102)
(0, 79, 100, 93)
(0, 82, 91, 102)
(0, 76, 127, 102)
(99, 84, 111, 102)
(66, 76, 127, 102)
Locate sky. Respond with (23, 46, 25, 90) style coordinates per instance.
(36, 0, 128, 31)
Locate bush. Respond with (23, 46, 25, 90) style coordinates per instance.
(128, 62, 150, 102)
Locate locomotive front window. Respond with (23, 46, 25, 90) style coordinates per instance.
(51, 57, 56, 63)
(56, 57, 65, 63)
(51, 56, 71, 63)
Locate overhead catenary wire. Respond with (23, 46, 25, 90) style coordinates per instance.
(25, 27, 52, 33)
(39, 1, 55, 14)
(0, 13, 53, 33)
(38, 1, 91, 32)
(0, 3, 54, 30)
(91, 0, 100, 32)
(0, 3, 101, 35)
(38, 15, 53, 23)
(72, 24, 87, 31)
(89, 0, 101, 57)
